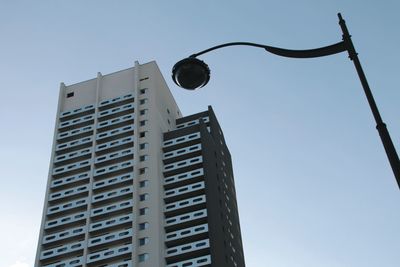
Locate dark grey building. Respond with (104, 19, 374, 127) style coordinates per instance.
(162, 106, 245, 267)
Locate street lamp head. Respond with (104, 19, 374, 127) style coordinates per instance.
(172, 57, 210, 90)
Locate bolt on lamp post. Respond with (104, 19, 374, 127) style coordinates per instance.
(172, 13, 400, 190)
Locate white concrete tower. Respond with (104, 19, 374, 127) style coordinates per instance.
(35, 61, 182, 267)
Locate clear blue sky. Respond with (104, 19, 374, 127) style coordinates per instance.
(1, 1, 399, 267)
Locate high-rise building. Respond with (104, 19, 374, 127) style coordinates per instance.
(35, 61, 245, 267)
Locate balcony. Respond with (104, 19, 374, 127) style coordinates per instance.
(164, 195, 206, 217)
(165, 223, 209, 247)
(96, 125, 134, 143)
(163, 144, 202, 164)
(42, 255, 84, 267)
(53, 147, 92, 166)
(89, 213, 133, 233)
(90, 199, 133, 219)
(164, 168, 204, 190)
(175, 116, 209, 130)
(165, 239, 210, 264)
(55, 136, 93, 154)
(88, 228, 132, 248)
(98, 93, 134, 111)
(45, 212, 87, 231)
(94, 148, 134, 167)
(92, 173, 134, 191)
(86, 243, 133, 264)
(91, 186, 133, 205)
(166, 255, 211, 267)
(164, 209, 207, 232)
(96, 114, 134, 132)
(98, 259, 133, 267)
(58, 114, 94, 132)
(163, 132, 201, 150)
(98, 103, 134, 121)
(164, 181, 205, 203)
(40, 240, 84, 260)
(95, 136, 134, 155)
(59, 104, 94, 121)
(48, 184, 89, 203)
(163, 156, 203, 177)
(47, 198, 88, 216)
(42, 226, 86, 246)
(57, 125, 93, 143)
(93, 160, 133, 179)
(52, 160, 91, 178)
(50, 172, 90, 190)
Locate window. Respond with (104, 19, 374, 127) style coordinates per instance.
(167, 119, 170, 125)
(140, 180, 149, 188)
(67, 92, 74, 98)
(140, 109, 147, 116)
(140, 193, 149, 201)
(139, 168, 148, 175)
(139, 131, 147, 138)
(139, 222, 149, 230)
(140, 88, 147, 95)
(139, 99, 148, 105)
(139, 207, 149, 215)
(139, 253, 149, 262)
(139, 237, 149, 246)
(139, 143, 148, 150)
(167, 108, 170, 114)
(140, 120, 147, 126)
(140, 155, 148, 162)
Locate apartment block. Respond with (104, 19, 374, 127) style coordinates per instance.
(35, 61, 245, 267)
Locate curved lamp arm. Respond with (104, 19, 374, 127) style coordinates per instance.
(190, 41, 347, 59)
(172, 12, 400, 189)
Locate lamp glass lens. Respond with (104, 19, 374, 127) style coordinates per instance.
(173, 58, 210, 90)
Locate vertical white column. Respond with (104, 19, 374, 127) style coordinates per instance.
(81, 72, 102, 266)
(132, 61, 141, 265)
(34, 83, 66, 267)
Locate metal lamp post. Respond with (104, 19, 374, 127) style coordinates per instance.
(171, 13, 400, 189)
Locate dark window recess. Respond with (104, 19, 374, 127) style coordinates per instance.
(140, 180, 148, 188)
(140, 143, 148, 150)
(139, 208, 147, 215)
(140, 77, 149, 81)
(67, 92, 74, 98)
(140, 194, 148, 201)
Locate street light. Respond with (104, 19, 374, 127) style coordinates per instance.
(172, 13, 400, 190)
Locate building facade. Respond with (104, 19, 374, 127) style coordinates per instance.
(35, 61, 245, 267)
